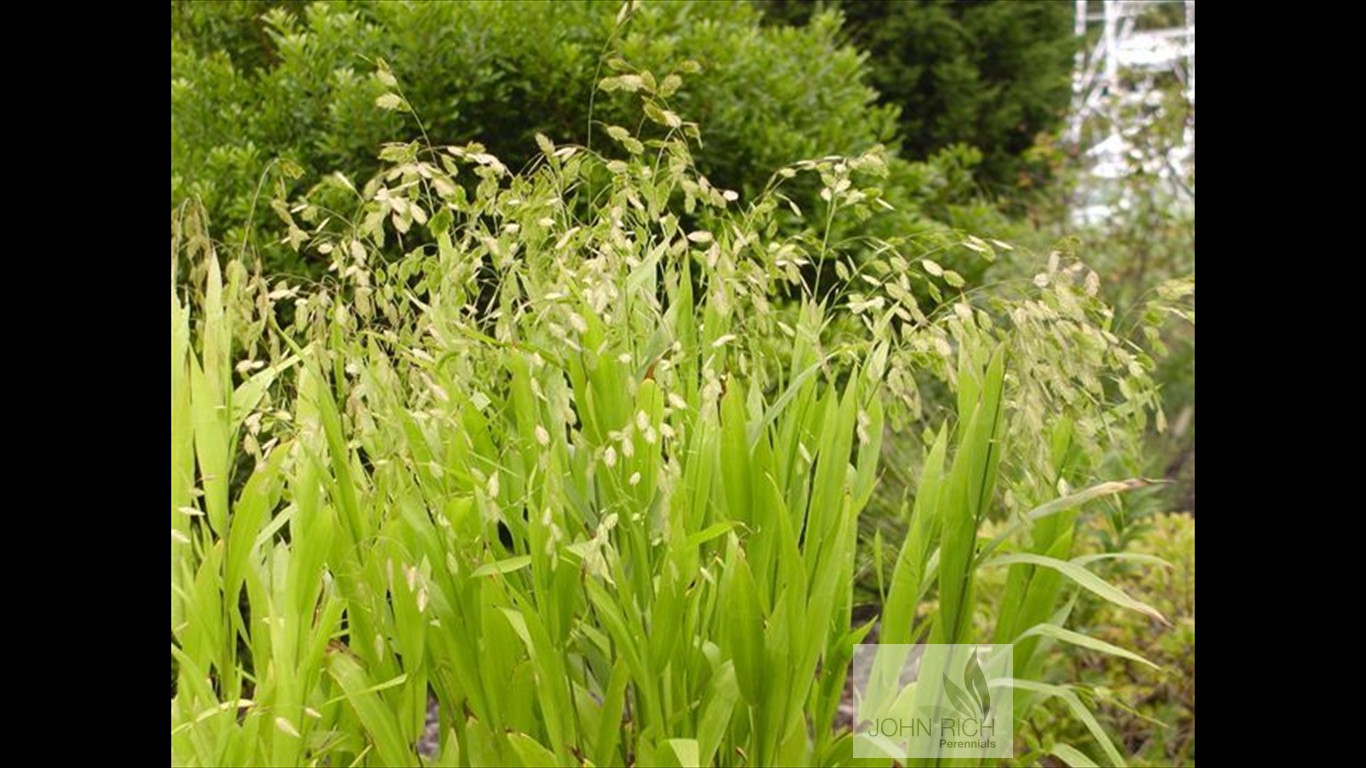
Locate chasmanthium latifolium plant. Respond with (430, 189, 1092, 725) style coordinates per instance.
(172, 61, 1175, 767)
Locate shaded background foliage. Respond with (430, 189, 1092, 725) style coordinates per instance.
(756, 0, 1076, 192)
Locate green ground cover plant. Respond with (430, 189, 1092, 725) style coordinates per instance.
(1010, 513, 1194, 765)
(171, 57, 1185, 765)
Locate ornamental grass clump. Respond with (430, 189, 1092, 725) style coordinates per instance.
(172, 60, 1173, 767)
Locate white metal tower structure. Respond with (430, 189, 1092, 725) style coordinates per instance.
(1068, 1, 1194, 223)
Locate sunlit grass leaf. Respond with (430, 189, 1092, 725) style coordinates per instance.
(1018, 623, 1161, 669)
(1052, 742, 1102, 767)
(1002, 678, 1127, 767)
(985, 553, 1170, 626)
(328, 654, 417, 767)
(471, 555, 532, 578)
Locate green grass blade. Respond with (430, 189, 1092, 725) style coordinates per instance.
(984, 553, 1170, 625)
(328, 653, 418, 767)
(1018, 623, 1160, 669)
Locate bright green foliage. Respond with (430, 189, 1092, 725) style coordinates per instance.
(171, 131, 885, 768)
(757, 0, 1076, 191)
(875, 360, 1164, 765)
(171, 61, 1174, 766)
(614, 5, 898, 198)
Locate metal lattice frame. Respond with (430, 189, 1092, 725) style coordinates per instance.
(1068, 0, 1194, 203)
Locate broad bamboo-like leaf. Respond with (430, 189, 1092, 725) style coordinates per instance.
(327, 653, 418, 767)
(1018, 623, 1160, 669)
(471, 555, 532, 578)
(984, 553, 1170, 625)
(1001, 678, 1126, 767)
(1052, 742, 1102, 767)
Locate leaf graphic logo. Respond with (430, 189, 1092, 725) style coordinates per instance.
(942, 651, 992, 719)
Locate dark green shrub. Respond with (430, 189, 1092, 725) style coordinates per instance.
(757, 0, 1076, 192)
